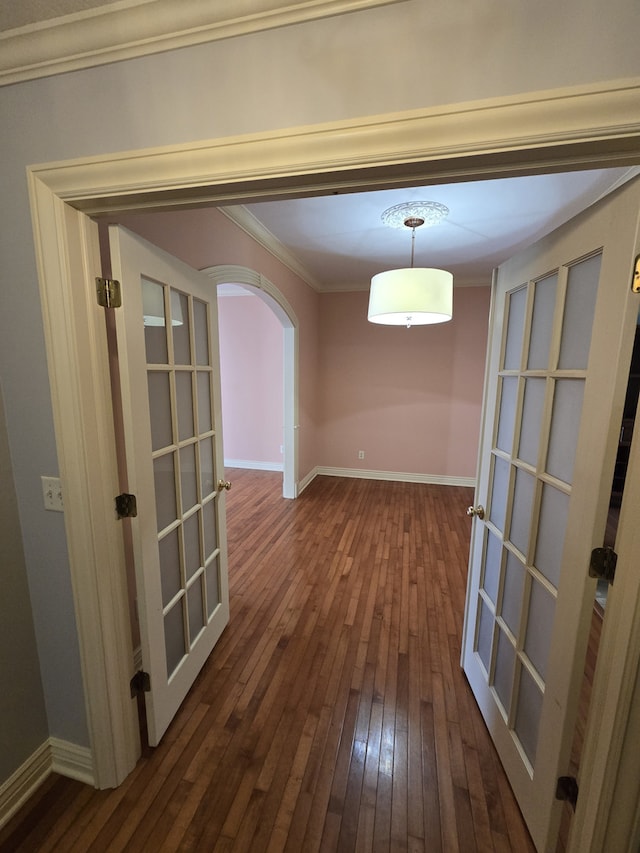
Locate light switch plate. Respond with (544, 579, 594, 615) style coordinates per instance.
(42, 476, 64, 512)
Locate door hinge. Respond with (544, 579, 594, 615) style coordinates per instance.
(130, 670, 150, 698)
(556, 775, 579, 810)
(96, 277, 122, 308)
(632, 254, 640, 294)
(115, 492, 137, 519)
(589, 546, 617, 585)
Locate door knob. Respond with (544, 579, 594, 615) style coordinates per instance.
(217, 479, 232, 492)
(466, 505, 485, 520)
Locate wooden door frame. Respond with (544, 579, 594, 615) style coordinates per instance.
(26, 80, 640, 843)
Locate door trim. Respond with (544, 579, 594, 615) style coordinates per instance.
(26, 80, 640, 802)
(204, 265, 300, 499)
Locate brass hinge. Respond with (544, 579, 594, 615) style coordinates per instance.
(130, 670, 150, 698)
(115, 492, 137, 519)
(632, 254, 640, 294)
(556, 776, 579, 810)
(96, 277, 122, 308)
(589, 546, 617, 585)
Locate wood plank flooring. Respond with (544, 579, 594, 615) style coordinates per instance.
(0, 472, 535, 852)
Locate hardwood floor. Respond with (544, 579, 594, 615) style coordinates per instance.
(0, 472, 535, 852)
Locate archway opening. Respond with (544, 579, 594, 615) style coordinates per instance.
(205, 267, 298, 500)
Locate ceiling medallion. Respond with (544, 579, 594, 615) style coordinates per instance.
(381, 201, 449, 229)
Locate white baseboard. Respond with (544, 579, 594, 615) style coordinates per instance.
(0, 741, 50, 830)
(297, 466, 319, 495)
(224, 459, 283, 472)
(0, 736, 94, 830)
(49, 738, 94, 786)
(315, 467, 476, 487)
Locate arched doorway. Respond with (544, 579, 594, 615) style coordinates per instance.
(203, 265, 298, 499)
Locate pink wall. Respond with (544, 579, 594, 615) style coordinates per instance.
(318, 287, 491, 478)
(217, 293, 284, 466)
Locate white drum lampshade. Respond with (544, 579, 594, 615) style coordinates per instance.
(368, 267, 453, 327)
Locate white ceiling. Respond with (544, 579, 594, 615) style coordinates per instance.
(239, 168, 636, 292)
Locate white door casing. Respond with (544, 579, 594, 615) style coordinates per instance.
(204, 265, 299, 500)
(25, 82, 640, 837)
(461, 178, 640, 851)
(110, 227, 230, 746)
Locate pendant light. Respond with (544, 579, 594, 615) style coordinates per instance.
(367, 201, 453, 328)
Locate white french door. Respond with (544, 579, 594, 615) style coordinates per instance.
(462, 179, 640, 851)
(109, 226, 230, 746)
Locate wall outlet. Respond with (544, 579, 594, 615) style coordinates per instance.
(358, 450, 365, 460)
(42, 475, 64, 512)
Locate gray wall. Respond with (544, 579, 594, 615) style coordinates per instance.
(0, 0, 638, 787)
(0, 383, 48, 781)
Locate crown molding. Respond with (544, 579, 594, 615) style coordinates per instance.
(219, 206, 323, 292)
(0, 0, 406, 87)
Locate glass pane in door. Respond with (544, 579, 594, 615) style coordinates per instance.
(558, 254, 601, 370)
(143, 278, 168, 363)
(527, 274, 557, 370)
(518, 378, 546, 466)
(187, 579, 205, 641)
(489, 455, 510, 532)
(494, 629, 516, 714)
(504, 287, 527, 370)
(172, 291, 190, 364)
(501, 551, 525, 636)
(205, 556, 221, 617)
(514, 665, 543, 766)
(482, 530, 502, 605)
(534, 485, 569, 588)
(523, 579, 555, 681)
(546, 380, 585, 484)
(509, 469, 535, 556)
(148, 372, 172, 450)
(164, 601, 186, 677)
(497, 377, 519, 454)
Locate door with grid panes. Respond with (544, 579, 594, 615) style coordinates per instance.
(461, 179, 640, 852)
(110, 225, 230, 746)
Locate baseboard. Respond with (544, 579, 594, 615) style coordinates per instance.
(224, 459, 283, 472)
(49, 738, 94, 786)
(297, 466, 319, 495)
(0, 736, 95, 829)
(315, 467, 476, 487)
(0, 741, 50, 830)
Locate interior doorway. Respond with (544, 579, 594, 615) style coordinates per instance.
(26, 93, 640, 849)
(204, 266, 299, 500)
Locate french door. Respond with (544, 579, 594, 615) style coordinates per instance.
(462, 179, 640, 851)
(110, 226, 230, 746)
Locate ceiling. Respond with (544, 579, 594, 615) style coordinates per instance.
(235, 168, 636, 293)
